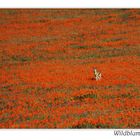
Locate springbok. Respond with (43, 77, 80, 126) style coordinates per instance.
(94, 68, 102, 81)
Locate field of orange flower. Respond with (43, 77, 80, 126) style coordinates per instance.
(0, 9, 140, 128)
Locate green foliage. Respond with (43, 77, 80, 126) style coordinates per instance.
(70, 45, 87, 49)
(12, 56, 31, 62)
(73, 93, 98, 101)
(71, 123, 112, 128)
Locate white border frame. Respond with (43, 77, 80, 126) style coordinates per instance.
(0, 0, 140, 8)
(0, 129, 140, 140)
(0, 1, 140, 140)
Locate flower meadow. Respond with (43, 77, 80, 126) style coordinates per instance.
(0, 9, 140, 128)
